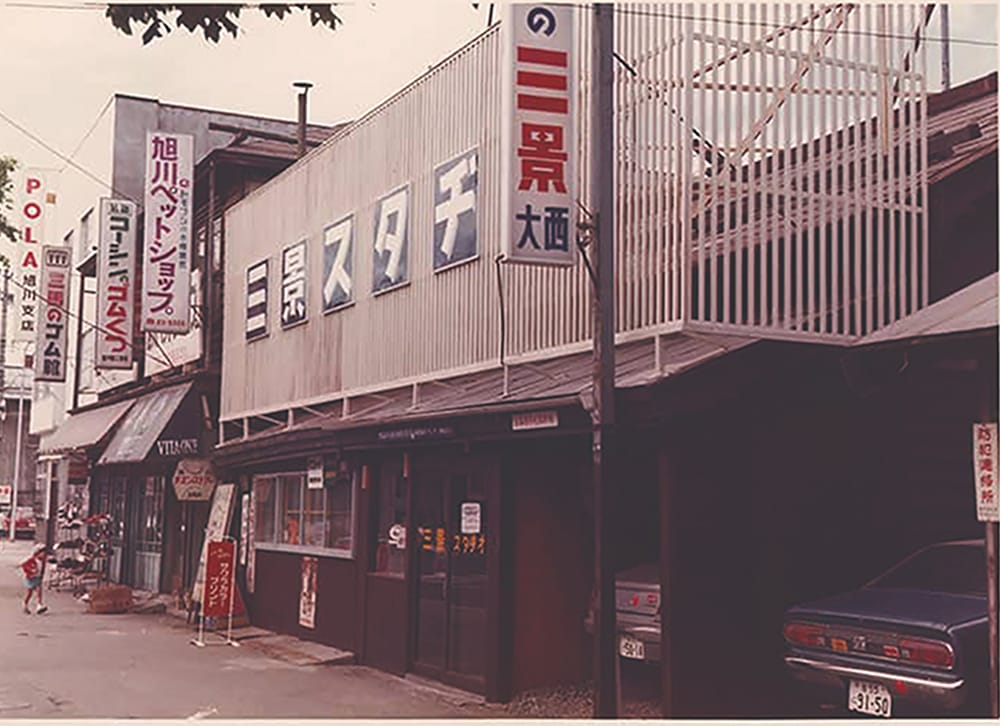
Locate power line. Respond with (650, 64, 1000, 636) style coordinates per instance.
(572, 3, 998, 49)
(61, 95, 114, 173)
(1, 269, 172, 369)
(0, 106, 140, 205)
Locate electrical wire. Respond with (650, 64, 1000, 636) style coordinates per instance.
(2, 0, 997, 47)
(0, 106, 140, 205)
(2, 269, 172, 368)
(60, 96, 114, 174)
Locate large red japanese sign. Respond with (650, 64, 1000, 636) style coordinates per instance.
(502, 3, 578, 266)
(142, 132, 194, 334)
(973, 423, 999, 523)
(203, 539, 236, 617)
(97, 198, 136, 369)
(34, 245, 71, 382)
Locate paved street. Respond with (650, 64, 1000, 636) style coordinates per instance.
(0, 541, 500, 719)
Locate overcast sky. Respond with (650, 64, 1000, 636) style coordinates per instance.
(0, 0, 997, 236)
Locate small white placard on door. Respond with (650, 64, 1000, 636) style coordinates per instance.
(460, 502, 481, 534)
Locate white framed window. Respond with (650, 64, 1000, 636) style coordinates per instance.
(252, 462, 356, 559)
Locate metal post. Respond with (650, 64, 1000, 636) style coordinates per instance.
(10, 368, 24, 542)
(71, 269, 86, 411)
(940, 5, 951, 91)
(293, 82, 313, 159)
(591, 3, 617, 719)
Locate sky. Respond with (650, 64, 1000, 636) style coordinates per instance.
(0, 0, 997, 237)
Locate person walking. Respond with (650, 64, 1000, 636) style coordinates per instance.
(20, 545, 49, 614)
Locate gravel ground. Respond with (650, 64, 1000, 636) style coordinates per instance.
(504, 679, 662, 719)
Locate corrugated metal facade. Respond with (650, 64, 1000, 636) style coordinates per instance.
(222, 6, 932, 424)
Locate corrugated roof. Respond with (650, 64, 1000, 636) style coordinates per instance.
(855, 272, 998, 345)
(98, 382, 193, 465)
(219, 332, 755, 450)
(38, 399, 135, 455)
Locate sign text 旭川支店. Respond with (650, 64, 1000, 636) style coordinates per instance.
(142, 132, 194, 335)
(34, 246, 72, 382)
(501, 3, 578, 267)
(96, 198, 137, 370)
(973, 423, 999, 523)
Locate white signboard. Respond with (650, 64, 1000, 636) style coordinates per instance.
(460, 501, 482, 535)
(322, 215, 354, 311)
(96, 198, 136, 369)
(240, 493, 250, 566)
(372, 185, 410, 293)
(501, 3, 578, 266)
(307, 456, 324, 490)
(0, 485, 12, 506)
(34, 246, 71, 382)
(281, 241, 307, 328)
(146, 269, 202, 375)
(973, 423, 999, 523)
(11, 168, 57, 360)
(142, 132, 194, 334)
(300, 556, 318, 629)
(172, 458, 216, 501)
(246, 259, 269, 340)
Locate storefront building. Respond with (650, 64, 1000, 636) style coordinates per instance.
(216, 7, 994, 713)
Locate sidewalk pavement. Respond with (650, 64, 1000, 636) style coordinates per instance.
(0, 540, 502, 719)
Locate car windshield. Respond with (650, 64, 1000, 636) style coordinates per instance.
(868, 543, 986, 596)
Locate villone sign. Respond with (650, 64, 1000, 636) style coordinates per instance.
(501, 3, 579, 267)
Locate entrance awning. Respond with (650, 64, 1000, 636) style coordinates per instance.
(38, 399, 135, 456)
(98, 381, 194, 465)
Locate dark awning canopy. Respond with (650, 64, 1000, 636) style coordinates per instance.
(38, 399, 135, 456)
(98, 381, 194, 465)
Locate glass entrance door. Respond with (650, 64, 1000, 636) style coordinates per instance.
(412, 467, 488, 689)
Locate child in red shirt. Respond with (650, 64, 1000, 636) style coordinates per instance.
(20, 545, 48, 614)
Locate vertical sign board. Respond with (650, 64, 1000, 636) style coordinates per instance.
(192, 482, 236, 605)
(34, 246, 71, 382)
(239, 493, 250, 566)
(203, 539, 236, 618)
(96, 198, 136, 369)
(974, 423, 999, 522)
(433, 150, 479, 271)
(372, 185, 410, 293)
(246, 491, 256, 593)
(14, 168, 56, 361)
(245, 260, 269, 340)
(322, 215, 354, 311)
(501, 4, 578, 266)
(300, 556, 318, 629)
(281, 241, 307, 328)
(142, 132, 194, 334)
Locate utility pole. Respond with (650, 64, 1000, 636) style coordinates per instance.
(940, 5, 951, 90)
(591, 2, 617, 719)
(9, 361, 25, 542)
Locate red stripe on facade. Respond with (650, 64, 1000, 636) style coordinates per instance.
(516, 94, 569, 114)
(517, 71, 567, 91)
(516, 46, 569, 67)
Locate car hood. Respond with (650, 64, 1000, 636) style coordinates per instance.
(786, 588, 986, 632)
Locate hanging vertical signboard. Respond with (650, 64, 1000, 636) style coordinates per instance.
(34, 245, 71, 382)
(299, 556, 318, 629)
(240, 493, 250, 566)
(96, 198, 136, 369)
(142, 132, 194, 334)
(246, 491, 256, 593)
(501, 3, 578, 266)
(13, 168, 57, 361)
(280, 241, 307, 328)
(433, 149, 479, 271)
(973, 423, 999, 523)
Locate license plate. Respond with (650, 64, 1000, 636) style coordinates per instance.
(619, 635, 645, 660)
(848, 679, 892, 718)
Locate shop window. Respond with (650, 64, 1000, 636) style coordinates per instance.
(251, 465, 356, 558)
(372, 461, 406, 577)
